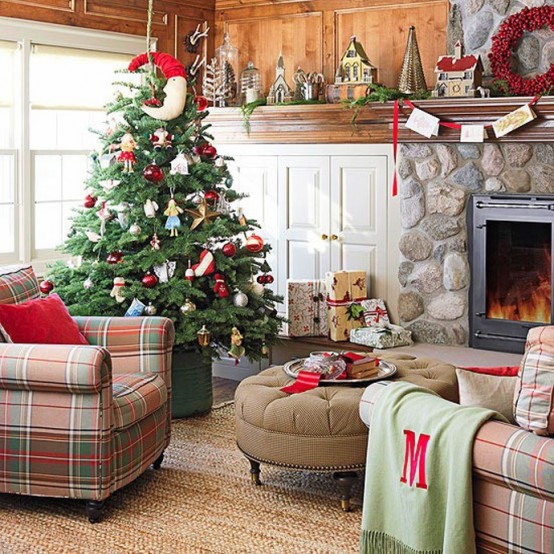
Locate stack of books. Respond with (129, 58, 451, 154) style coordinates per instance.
(342, 352, 380, 379)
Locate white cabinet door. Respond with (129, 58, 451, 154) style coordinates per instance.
(228, 156, 280, 295)
(278, 156, 331, 296)
(330, 155, 388, 299)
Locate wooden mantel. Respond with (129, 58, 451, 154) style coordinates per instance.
(207, 97, 554, 144)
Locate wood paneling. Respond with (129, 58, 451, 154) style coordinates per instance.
(216, 0, 448, 91)
(0, 0, 216, 65)
(207, 98, 554, 144)
(226, 12, 323, 95)
(336, 3, 447, 88)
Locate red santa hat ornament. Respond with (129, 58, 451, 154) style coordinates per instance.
(128, 52, 188, 121)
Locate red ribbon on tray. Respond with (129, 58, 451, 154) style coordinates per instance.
(280, 370, 322, 394)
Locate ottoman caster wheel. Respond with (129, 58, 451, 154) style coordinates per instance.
(248, 459, 262, 486)
(85, 500, 105, 523)
(333, 471, 357, 512)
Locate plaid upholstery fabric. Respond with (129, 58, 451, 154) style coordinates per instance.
(112, 372, 167, 430)
(0, 313, 173, 503)
(473, 421, 554, 502)
(0, 266, 40, 306)
(515, 326, 554, 436)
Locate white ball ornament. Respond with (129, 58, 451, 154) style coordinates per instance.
(248, 281, 265, 297)
(233, 291, 249, 307)
(129, 223, 141, 236)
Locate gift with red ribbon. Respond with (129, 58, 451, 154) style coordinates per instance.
(361, 299, 391, 328)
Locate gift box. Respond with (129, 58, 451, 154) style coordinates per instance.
(350, 324, 413, 349)
(361, 299, 391, 328)
(326, 270, 368, 342)
(287, 279, 329, 337)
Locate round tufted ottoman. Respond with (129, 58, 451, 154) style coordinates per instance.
(234, 355, 458, 510)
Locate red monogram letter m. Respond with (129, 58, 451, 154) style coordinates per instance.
(400, 430, 431, 490)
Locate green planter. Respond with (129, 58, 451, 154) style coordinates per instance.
(171, 348, 213, 418)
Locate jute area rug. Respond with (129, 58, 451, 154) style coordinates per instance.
(0, 405, 363, 554)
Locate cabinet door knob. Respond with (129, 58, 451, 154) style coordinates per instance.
(321, 234, 329, 240)
(331, 234, 339, 241)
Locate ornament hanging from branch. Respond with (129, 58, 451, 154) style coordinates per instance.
(118, 132, 137, 173)
(128, 52, 188, 121)
(164, 195, 184, 237)
(110, 277, 126, 303)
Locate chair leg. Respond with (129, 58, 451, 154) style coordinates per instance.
(333, 471, 357, 512)
(153, 451, 165, 470)
(248, 458, 261, 486)
(85, 500, 105, 523)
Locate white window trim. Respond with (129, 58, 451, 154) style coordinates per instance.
(0, 17, 149, 276)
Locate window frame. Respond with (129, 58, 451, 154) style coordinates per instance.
(0, 17, 146, 274)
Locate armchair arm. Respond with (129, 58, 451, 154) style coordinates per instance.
(473, 420, 554, 502)
(0, 343, 111, 394)
(74, 316, 174, 383)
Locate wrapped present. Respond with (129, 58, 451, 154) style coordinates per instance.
(361, 299, 391, 328)
(326, 270, 368, 342)
(287, 279, 329, 337)
(350, 324, 413, 349)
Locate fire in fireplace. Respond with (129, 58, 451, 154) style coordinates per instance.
(469, 195, 554, 353)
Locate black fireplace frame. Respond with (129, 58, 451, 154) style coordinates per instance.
(468, 194, 554, 354)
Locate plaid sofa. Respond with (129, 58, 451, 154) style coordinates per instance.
(360, 380, 553, 553)
(0, 266, 174, 522)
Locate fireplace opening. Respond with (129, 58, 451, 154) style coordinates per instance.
(468, 194, 554, 353)
(486, 221, 551, 323)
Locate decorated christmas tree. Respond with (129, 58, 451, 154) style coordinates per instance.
(46, 50, 284, 362)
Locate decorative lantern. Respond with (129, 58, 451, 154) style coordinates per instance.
(240, 61, 263, 105)
(215, 33, 239, 106)
(197, 324, 211, 347)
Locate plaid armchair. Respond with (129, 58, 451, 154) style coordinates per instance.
(0, 266, 174, 522)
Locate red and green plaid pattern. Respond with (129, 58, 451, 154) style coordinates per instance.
(112, 372, 167, 430)
(0, 315, 173, 503)
(515, 326, 554, 436)
(0, 266, 40, 306)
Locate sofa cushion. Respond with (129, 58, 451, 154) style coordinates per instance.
(514, 326, 554, 436)
(0, 293, 88, 345)
(112, 372, 167, 429)
(0, 266, 40, 306)
(456, 368, 517, 423)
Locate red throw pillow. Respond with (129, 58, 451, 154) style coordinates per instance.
(461, 365, 520, 377)
(0, 293, 88, 345)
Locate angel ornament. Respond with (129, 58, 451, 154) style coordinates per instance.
(144, 199, 159, 218)
(118, 132, 137, 173)
(228, 326, 246, 364)
(164, 193, 184, 237)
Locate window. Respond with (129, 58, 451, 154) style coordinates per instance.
(0, 18, 144, 271)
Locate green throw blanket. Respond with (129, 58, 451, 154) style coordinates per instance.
(360, 382, 506, 554)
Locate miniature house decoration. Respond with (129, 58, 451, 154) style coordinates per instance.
(432, 41, 483, 98)
(335, 36, 377, 85)
(267, 53, 293, 104)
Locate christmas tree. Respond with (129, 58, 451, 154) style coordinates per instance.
(46, 51, 284, 362)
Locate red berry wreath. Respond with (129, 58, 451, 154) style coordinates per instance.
(489, 6, 554, 96)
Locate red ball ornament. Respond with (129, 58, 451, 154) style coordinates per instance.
(39, 280, 54, 295)
(222, 242, 237, 257)
(194, 95, 209, 112)
(257, 275, 265, 284)
(204, 190, 219, 204)
(265, 274, 274, 284)
(143, 164, 164, 183)
(142, 272, 158, 288)
(203, 145, 217, 159)
(245, 234, 264, 253)
(107, 250, 123, 264)
(84, 194, 97, 208)
(192, 145, 204, 156)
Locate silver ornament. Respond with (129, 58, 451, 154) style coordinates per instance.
(83, 277, 93, 289)
(144, 303, 157, 316)
(180, 299, 197, 314)
(233, 291, 249, 307)
(190, 192, 203, 205)
(129, 223, 141, 236)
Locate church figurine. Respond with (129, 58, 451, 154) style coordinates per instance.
(432, 41, 483, 98)
(266, 53, 293, 105)
(335, 36, 377, 85)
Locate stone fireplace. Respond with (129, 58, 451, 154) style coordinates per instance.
(397, 142, 554, 347)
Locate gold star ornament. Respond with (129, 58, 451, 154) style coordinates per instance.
(185, 199, 220, 230)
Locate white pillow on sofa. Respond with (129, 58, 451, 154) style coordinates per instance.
(456, 368, 517, 423)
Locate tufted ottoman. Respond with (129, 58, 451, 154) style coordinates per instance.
(234, 355, 458, 510)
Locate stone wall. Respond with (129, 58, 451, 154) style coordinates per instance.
(396, 0, 554, 345)
(448, 0, 554, 78)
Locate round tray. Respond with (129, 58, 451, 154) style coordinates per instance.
(282, 358, 397, 386)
